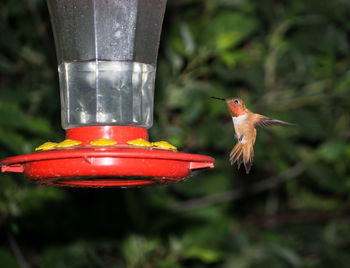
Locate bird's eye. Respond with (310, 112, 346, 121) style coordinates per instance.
(233, 100, 239, 104)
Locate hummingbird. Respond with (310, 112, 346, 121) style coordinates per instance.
(211, 97, 292, 174)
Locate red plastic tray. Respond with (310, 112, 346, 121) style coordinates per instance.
(0, 126, 215, 187)
(0, 146, 214, 187)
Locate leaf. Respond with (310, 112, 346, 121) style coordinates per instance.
(180, 23, 196, 56)
(206, 12, 258, 51)
(184, 247, 222, 263)
(0, 128, 26, 154)
(268, 244, 302, 267)
(0, 102, 52, 136)
(0, 250, 20, 268)
(317, 141, 345, 162)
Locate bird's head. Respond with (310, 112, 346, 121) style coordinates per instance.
(211, 97, 248, 117)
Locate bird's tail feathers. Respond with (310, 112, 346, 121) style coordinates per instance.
(230, 142, 254, 174)
(230, 142, 243, 168)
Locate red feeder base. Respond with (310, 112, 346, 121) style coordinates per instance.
(0, 126, 215, 187)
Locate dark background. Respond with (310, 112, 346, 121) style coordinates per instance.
(1, 0, 350, 267)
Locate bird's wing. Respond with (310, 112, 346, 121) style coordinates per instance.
(254, 115, 293, 128)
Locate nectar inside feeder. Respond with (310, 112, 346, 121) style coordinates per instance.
(0, 0, 215, 187)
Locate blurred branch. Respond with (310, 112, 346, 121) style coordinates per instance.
(179, 48, 212, 81)
(264, 20, 292, 90)
(27, 0, 47, 42)
(169, 163, 305, 212)
(243, 210, 350, 228)
(27, 0, 55, 65)
(7, 230, 29, 268)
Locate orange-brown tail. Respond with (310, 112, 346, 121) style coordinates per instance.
(230, 142, 254, 174)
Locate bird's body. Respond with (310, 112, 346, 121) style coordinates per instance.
(212, 97, 292, 174)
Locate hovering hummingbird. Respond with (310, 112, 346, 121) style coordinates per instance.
(211, 97, 292, 174)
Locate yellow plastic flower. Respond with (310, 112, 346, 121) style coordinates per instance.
(35, 142, 58, 151)
(152, 141, 177, 151)
(127, 138, 153, 147)
(90, 138, 117, 146)
(56, 139, 82, 148)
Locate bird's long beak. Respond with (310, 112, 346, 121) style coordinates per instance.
(211, 96, 226, 101)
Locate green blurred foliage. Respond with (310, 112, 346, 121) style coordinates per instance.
(1, 0, 350, 267)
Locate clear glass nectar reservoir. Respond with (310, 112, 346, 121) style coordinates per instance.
(59, 60, 155, 129)
(46, 0, 167, 129)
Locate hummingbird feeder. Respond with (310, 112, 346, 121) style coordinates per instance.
(0, 0, 214, 187)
